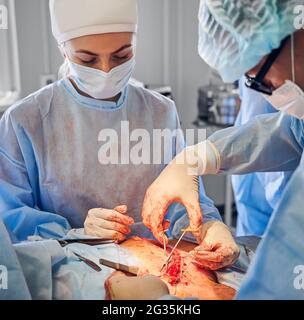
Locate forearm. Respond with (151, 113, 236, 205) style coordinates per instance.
(207, 113, 302, 175)
(0, 120, 71, 241)
(1, 206, 71, 241)
(0, 176, 71, 241)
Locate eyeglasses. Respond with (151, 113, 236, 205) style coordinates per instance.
(245, 37, 289, 95)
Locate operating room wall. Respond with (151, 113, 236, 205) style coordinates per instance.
(11, 0, 227, 207)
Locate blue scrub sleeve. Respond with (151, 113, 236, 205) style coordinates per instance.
(209, 112, 302, 175)
(237, 159, 304, 299)
(0, 112, 71, 241)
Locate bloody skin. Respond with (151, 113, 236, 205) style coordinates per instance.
(116, 237, 236, 299)
(163, 250, 182, 286)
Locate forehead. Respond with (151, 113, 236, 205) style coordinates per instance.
(66, 32, 135, 54)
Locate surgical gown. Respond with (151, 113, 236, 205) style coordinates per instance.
(237, 150, 304, 299)
(0, 219, 31, 300)
(0, 79, 220, 242)
(232, 78, 292, 236)
(208, 111, 304, 299)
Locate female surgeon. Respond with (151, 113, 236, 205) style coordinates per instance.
(142, 0, 304, 299)
(0, 0, 239, 269)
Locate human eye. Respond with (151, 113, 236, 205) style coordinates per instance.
(75, 53, 98, 65)
(81, 58, 98, 65)
(112, 48, 133, 62)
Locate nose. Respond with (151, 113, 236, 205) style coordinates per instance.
(99, 60, 112, 73)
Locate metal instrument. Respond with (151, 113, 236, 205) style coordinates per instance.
(160, 227, 192, 272)
(73, 252, 102, 272)
(58, 238, 115, 247)
(99, 257, 139, 275)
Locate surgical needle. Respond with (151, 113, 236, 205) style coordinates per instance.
(160, 226, 201, 272)
(161, 229, 187, 272)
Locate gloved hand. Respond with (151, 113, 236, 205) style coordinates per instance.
(84, 205, 134, 243)
(142, 141, 220, 244)
(190, 221, 240, 270)
(105, 272, 169, 300)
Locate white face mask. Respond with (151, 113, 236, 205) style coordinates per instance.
(67, 57, 135, 100)
(263, 34, 304, 120)
(263, 80, 304, 119)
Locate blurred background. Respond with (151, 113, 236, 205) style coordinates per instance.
(0, 0, 242, 228)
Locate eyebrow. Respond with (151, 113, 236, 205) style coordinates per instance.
(75, 44, 132, 56)
(113, 44, 132, 54)
(75, 50, 98, 56)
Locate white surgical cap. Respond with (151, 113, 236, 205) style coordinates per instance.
(198, 0, 300, 83)
(50, 0, 138, 44)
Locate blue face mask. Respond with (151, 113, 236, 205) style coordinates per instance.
(67, 57, 135, 100)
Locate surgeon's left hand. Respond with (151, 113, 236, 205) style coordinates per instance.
(190, 221, 240, 270)
(84, 205, 134, 243)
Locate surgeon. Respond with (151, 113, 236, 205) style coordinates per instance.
(232, 77, 292, 237)
(0, 0, 239, 270)
(142, 0, 304, 295)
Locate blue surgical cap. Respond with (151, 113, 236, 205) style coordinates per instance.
(198, 0, 300, 83)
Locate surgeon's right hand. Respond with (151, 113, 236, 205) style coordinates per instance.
(84, 205, 134, 243)
(142, 142, 220, 245)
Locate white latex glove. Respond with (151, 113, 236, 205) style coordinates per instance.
(190, 221, 240, 270)
(105, 272, 169, 300)
(84, 205, 134, 243)
(142, 141, 220, 244)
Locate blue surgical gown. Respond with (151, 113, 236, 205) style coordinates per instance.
(209, 111, 304, 299)
(0, 219, 31, 300)
(232, 78, 292, 236)
(238, 147, 304, 299)
(0, 79, 220, 242)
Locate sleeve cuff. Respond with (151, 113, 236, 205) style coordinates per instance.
(198, 140, 221, 175)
